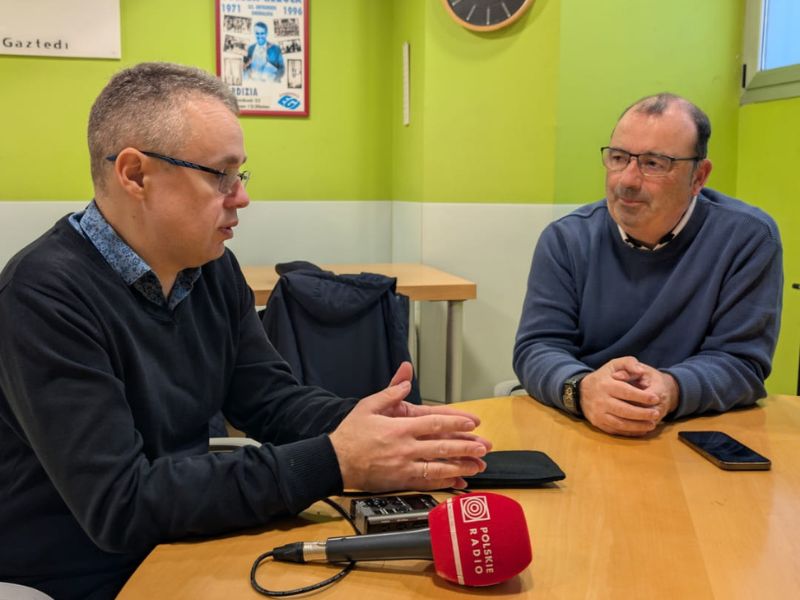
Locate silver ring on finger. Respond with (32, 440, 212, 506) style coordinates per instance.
(422, 460, 429, 479)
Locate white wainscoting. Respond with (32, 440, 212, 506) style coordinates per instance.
(0, 200, 395, 267)
(412, 202, 579, 402)
(0, 199, 578, 403)
(0, 201, 88, 267)
(226, 200, 394, 265)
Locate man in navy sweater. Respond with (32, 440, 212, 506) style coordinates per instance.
(513, 93, 782, 437)
(0, 63, 490, 599)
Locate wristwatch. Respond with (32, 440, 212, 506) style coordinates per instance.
(561, 374, 588, 417)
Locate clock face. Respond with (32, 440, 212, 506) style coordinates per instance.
(442, 0, 535, 32)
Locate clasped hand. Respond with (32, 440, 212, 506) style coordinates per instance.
(580, 356, 679, 437)
(329, 362, 492, 491)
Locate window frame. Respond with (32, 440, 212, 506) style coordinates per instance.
(741, 0, 800, 104)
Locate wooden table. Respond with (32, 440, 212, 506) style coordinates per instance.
(118, 394, 800, 599)
(242, 263, 477, 403)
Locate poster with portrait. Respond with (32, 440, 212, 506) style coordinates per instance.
(215, 0, 309, 116)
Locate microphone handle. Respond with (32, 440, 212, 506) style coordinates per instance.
(325, 528, 433, 562)
(325, 527, 434, 562)
(271, 528, 434, 564)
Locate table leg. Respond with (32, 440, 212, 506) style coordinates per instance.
(794, 284, 799, 395)
(445, 300, 464, 404)
(407, 300, 418, 371)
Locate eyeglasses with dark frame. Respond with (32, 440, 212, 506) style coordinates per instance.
(105, 150, 250, 195)
(600, 146, 701, 177)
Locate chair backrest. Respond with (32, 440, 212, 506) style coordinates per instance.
(261, 264, 421, 404)
(209, 437, 261, 452)
(493, 380, 528, 397)
(0, 582, 54, 600)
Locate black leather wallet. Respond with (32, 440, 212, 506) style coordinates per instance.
(464, 450, 566, 488)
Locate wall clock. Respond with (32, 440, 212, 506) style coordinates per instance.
(441, 0, 535, 32)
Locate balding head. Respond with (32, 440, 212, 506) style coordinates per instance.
(617, 93, 711, 160)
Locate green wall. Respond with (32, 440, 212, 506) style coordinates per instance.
(1, 0, 797, 391)
(390, 0, 428, 202)
(0, 0, 392, 201)
(0, 0, 752, 205)
(555, 0, 743, 203)
(737, 98, 800, 395)
(411, 0, 560, 203)
(390, 0, 743, 204)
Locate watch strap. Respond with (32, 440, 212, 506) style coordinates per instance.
(562, 373, 588, 417)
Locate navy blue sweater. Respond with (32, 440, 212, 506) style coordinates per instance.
(0, 217, 356, 599)
(513, 188, 782, 418)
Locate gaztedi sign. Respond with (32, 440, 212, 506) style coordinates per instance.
(0, 0, 120, 59)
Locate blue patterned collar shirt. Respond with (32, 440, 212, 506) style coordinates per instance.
(68, 200, 200, 310)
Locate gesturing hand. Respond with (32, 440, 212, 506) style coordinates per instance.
(329, 362, 491, 492)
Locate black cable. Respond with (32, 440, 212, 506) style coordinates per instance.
(340, 487, 465, 497)
(250, 497, 357, 597)
(250, 490, 464, 596)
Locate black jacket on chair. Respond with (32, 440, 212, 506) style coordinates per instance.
(260, 264, 422, 404)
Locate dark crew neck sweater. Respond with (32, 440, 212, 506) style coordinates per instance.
(0, 217, 356, 599)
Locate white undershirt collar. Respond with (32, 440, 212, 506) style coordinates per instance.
(618, 195, 697, 251)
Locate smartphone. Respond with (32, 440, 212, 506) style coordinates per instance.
(678, 431, 771, 471)
(350, 494, 438, 534)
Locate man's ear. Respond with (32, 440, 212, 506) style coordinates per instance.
(691, 158, 712, 196)
(110, 148, 147, 200)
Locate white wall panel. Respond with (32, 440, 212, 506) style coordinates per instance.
(0, 200, 394, 268)
(417, 203, 578, 402)
(0, 199, 580, 404)
(0, 201, 86, 267)
(226, 200, 393, 265)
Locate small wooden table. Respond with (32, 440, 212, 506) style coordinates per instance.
(242, 263, 477, 403)
(119, 394, 800, 599)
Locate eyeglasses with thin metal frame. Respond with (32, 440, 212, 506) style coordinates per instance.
(600, 146, 701, 177)
(105, 150, 251, 195)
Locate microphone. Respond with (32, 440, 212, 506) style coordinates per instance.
(271, 492, 532, 586)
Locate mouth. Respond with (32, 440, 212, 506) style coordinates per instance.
(616, 195, 646, 207)
(219, 221, 238, 238)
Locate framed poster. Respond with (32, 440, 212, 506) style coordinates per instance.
(215, 1, 309, 116)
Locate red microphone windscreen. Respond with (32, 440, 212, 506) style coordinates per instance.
(427, 492, 532, 586)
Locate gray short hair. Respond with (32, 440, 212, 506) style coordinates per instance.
(619, 92, 711, 160)
(88, 62, 239, 190)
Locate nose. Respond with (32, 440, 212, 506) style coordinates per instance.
(616, 155, 643, 188)
(225, 180, 250, 209)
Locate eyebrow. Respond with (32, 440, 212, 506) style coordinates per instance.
(609, 146, 681, 157)
(216, 153, 247, 168)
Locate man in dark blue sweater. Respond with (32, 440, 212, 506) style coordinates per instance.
(0, 63, 490, 599)
(513, 93, 782, 437)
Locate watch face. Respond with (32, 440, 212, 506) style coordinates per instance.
(563, 384, 576, 410)
(442, 0, 535, 32)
